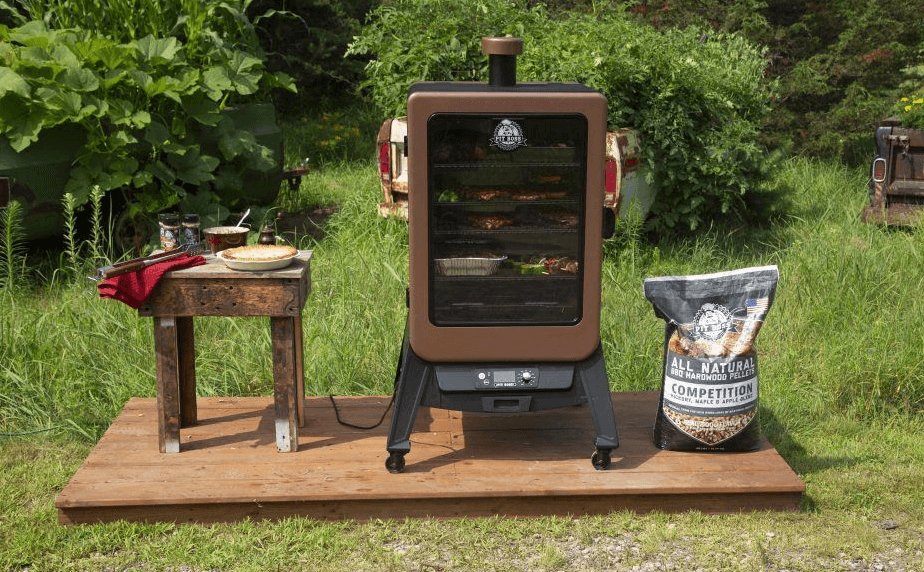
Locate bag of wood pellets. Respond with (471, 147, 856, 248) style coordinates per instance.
(643, 265, 779, 451)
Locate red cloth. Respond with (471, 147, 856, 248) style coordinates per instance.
(97, 253, 206, 309)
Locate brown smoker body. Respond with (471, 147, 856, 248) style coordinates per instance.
(406, 87, 608, 363)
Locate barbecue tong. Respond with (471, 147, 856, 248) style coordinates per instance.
(88, 242, 204, 281)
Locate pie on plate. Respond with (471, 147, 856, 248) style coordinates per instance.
(217, 245, 298, 271)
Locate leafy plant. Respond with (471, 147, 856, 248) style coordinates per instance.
(61, 192, 80, 277)
(348, 0, 774, 232)
(1, 0, 264, 48)
(0, 2, 295, 250)
(0, 200, 26, 288)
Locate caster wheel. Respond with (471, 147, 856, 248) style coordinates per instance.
(385, 452, 406, 473)
(591, 449, 611, 470)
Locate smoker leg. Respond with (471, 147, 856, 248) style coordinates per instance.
(385, 334, 433, 473)
(577, 344, 619, 469)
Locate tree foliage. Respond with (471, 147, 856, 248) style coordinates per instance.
(625, 0, 924, 162)
(249, 0, 375, 112)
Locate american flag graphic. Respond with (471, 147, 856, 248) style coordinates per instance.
(746, 297, 769, 318)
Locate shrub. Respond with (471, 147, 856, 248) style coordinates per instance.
(348, 0, 774, 232)
(347, 0, 542, 117)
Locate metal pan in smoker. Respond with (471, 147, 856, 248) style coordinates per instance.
(435, 255, 507, 276)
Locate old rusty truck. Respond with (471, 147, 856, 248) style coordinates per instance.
(863, 117, 924, 225)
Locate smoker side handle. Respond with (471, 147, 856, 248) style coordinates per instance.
(480, 396, 533, 413)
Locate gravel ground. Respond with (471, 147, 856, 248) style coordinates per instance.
(25, 516, 924, 571)
(44, 529, 924, 572)
(382, 524, 924, 572)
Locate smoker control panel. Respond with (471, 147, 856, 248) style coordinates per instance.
(475, 368, 538, 389)
(434, 364, 575, 392)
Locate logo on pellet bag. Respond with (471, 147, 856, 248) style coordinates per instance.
(490, 119, 526, 151)
(691, 303, 733, 341)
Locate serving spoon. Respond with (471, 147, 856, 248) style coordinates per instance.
(235, 208, 251, 228)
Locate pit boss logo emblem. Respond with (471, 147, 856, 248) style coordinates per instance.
(489, 119, 526, 151)
(691, 303, 733, 341)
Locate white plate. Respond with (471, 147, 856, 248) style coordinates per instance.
(217, 250, 297, 271)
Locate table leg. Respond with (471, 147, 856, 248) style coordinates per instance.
(177, 316, 197, 427)
(153, 317, 181, 453)
(270, 316, 299, 452)
(294, 314, 305, 427)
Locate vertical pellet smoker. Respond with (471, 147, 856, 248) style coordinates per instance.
(385, 37, 619, 472)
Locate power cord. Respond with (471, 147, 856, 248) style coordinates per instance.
(328, 323, 405, 431)
(328, 392, 396, 430)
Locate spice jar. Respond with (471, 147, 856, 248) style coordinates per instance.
(158, 213, 180, 251)
(182, 214, 200, 248)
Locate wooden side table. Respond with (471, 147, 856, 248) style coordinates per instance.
(138, 251, 312, 453)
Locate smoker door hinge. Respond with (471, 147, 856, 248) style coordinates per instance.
(403, 135, 408, 157)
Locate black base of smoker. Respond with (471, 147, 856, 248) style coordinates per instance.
(385, 329, 620, 473)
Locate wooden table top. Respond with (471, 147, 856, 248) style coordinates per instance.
(138, 250, 313, 318)
(161, 250, 313, 280)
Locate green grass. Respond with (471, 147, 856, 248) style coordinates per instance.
(2, 109, 924, 569)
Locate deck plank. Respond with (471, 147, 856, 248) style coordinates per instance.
(57, 392, 804, 523)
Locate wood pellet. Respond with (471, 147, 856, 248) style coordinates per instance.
(663, 407, 757, 445)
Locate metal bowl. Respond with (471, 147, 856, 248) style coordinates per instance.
(203, 226, 249, 254)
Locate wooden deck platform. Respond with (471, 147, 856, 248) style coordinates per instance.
(56, 391, 804, 524)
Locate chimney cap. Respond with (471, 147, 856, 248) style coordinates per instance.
(481, 36, 523, 56)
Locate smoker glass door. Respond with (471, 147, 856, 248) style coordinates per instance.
(428, 113, 587, 326)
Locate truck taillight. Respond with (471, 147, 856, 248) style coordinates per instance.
(378, 142, 391, 182)
(604, 159, 617, 195)
(872, 157, 886, 183)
